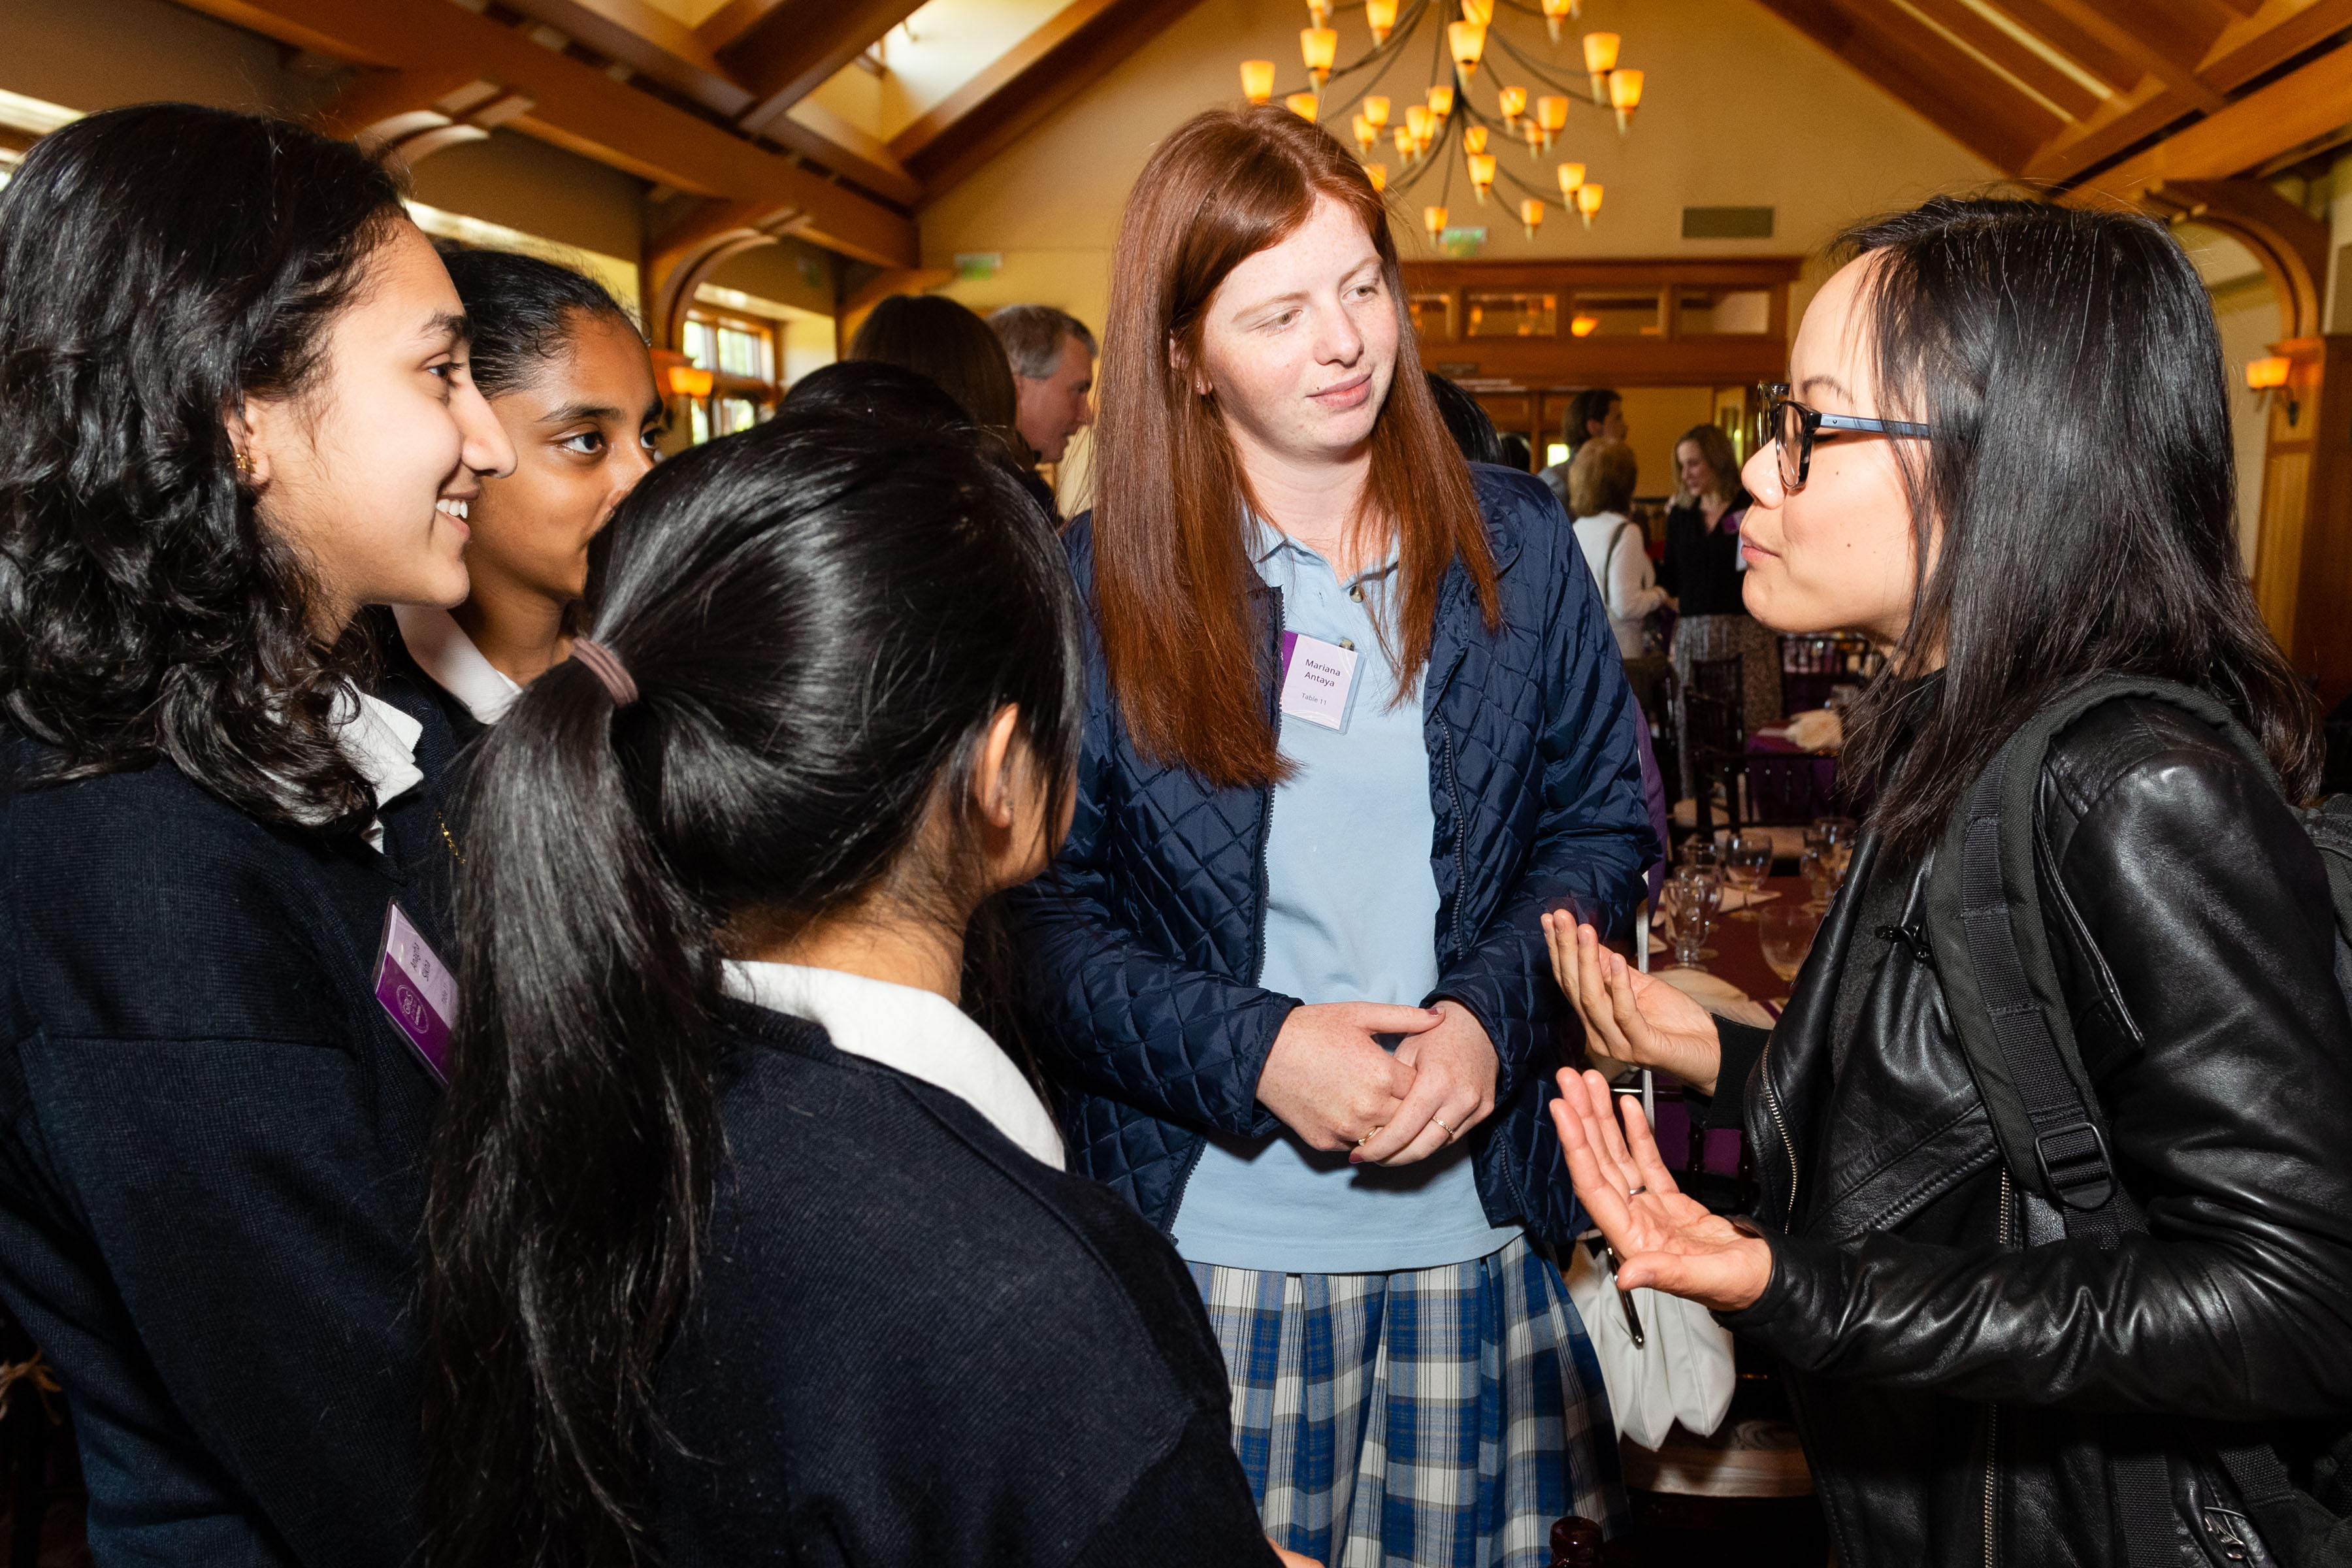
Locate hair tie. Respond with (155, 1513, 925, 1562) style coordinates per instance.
(570, 638, 639, 708)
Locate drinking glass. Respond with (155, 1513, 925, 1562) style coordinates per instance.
(1666, 871, 1714, 970)
(1758, 902, 1821, 1005)
(1678, 836, 1723, 878)
(1724, 833, 1774, 920)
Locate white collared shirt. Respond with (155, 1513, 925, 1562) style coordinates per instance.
(330, 683, 423, 853)
(393, 602, 522, 726)
(720, 961, 1066, 1168)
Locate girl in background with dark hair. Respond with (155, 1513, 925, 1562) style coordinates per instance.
(0, 103, 512, 1564)
(846, 291, 1057, 515)
(419, 408, 1310, 1568)
(1009, 105, 1652, 1566)
(1546, 197, 2352, 1568)
(391, 248, 661, 740)
(1660, 421, 1780, 744)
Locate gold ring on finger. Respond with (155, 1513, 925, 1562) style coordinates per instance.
(1434, 1117, 1456, 1136)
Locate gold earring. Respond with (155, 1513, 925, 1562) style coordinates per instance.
(233, 449, 251, 475)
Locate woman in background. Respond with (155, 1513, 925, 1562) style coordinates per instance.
(847, 292, 1051, 515)
(0, 103, 512, 1563)
(392, 248, 661, 740)
(1010, 106, 1651, 1567)
(419, 407, 1308, 1568)
(1660, 422, 1780, 751)
(1569, 439, 1667, 659)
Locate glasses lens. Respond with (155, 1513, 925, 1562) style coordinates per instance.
(1775, 401, 1805, 492)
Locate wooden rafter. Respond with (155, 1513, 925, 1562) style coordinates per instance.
(2021, 0, 2228, 110)
(493, 0, 751, 119)
(1752, 0, 2059, 171)
(1901, 0, 2103, 122)
(172, 0, 916, 266)
(890, 0, 1214, 197)
(2072, 39, 2352, 199)
(711, 0, 926, 140)
(1982, 0, 2144, 95)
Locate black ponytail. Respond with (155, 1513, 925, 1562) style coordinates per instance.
(421, 410, 1083, 1567)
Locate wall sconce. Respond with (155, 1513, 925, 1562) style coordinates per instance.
(666, 364, 715, 399)
(2247, 354, 2296, 425)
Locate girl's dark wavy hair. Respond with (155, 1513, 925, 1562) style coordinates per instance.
(436, 244, 638, 399)
(0, 103, 408, 827)
(419, 408, 1084, 1568)
(1835, 196, 2321, 858)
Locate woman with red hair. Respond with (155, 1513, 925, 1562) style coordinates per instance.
(1009, 107, 1654, 1565)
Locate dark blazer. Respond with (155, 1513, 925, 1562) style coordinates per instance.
(1005, 465, 1655, 1247)
(1705, 700, 2352, 1568)
(1657, 500, 1748, 618)
(655, 1002, 1279, 1567)
(0, 668, 459, 1566)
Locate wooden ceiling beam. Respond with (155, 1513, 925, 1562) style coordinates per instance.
(712, 0, 926, 139)
(172, 0, 916, 267)
(493, 0, 753, 120)
(2022, 0, 2228, 109)
(2200, 0, 2352, 90)
(1980, 0, 2144, 95)
(1754, 0, 2059, 171)
(891, 0, 1223, 197)
(2071, 39, 2352, 200)
(2023, 76, 2189, 182)
(1903, 0, 2104, 121)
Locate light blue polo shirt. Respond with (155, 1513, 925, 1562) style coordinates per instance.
(1170, 525, 1520, 1275)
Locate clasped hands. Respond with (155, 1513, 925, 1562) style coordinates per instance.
(1254, 998, 1497, 1166)
(1539, 909, 1775, 1315)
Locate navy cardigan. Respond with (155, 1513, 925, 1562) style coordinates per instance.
(1007, 464, 1655, 1249)
(0, 669, 459, 1566)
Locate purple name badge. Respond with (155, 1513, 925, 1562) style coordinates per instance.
(374, 900, 455, 1084)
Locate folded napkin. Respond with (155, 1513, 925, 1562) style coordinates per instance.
(1786, 708, 1844, 754)
(1651, 966, 1778, 1031)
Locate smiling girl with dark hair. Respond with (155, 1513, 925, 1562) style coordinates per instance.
(0, 103, 513, 1564)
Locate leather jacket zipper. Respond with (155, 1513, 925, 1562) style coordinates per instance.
(1984, 1167, 2012, 1568)
(1762, 1035, 1800, 1232)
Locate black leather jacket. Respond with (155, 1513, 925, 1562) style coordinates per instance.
(1708, 698, 2352, 1568)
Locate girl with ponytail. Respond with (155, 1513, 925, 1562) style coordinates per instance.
(420, 385, 1304, 1568)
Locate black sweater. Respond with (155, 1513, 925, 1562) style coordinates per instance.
(0, 672, 459, 1567)
(655, 1002, 1279, 1567)
(1658, 502, 1748, 618)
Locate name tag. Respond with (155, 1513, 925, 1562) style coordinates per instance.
(1279, 631, 1359, 731)
(374, 900, 455, 1084)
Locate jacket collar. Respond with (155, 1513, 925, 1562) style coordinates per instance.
(720, 961, 1066, 1168)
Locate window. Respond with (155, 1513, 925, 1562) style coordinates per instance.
(679, 307, 781, 446)
(1465, 291, 1558, 338)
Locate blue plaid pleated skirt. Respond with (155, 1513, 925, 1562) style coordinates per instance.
(1186, 1234, 1626, 1568)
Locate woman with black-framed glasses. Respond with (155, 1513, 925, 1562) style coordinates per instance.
(1541, 196, 2352, 1568)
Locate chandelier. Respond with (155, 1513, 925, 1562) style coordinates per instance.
(1239, 0, 1642, 243)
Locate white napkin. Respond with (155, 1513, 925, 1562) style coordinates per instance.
(1651, 966, 1778, 1030)
(1786, 708, 1844, 754)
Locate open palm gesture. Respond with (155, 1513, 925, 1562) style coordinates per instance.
(1548, 1067, 1773, 1313)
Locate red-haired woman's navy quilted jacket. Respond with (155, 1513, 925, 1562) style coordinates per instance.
(1007, 465, 1657, 1247)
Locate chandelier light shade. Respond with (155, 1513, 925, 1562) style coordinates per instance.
(1366, 162, 1388, 190)
(1609, 67, 1643, 132)
(1395, 124, 1416, 159)
(1463, 124, 1488, 154)
(1301, 26, 1338, 88)
(1352, 112, 1377, 153)
(1583, 31, 1620, 100)
(1285, 90, 1320, 119)
(1362, 93, 1391, 129)
(1460, 0, 1494, 24)
(1366, 0, 1397, 43)
(1535, 94, 1569, 148)
(1428, 83, 1454, 117)
(1521, 118, 1544, 157)
(1448, 20, 1486, 78)
(1406, 103, 1433, 142)
(1540, 0, 1576, 43)
(1308, 0, 1331, 22)
(1576, 182, 1603, 227)
(1520, 196, 1545, 238)
(1467, 152, 1497, 201)
(1424, 204, 1449, 237)
(1556, 161, 1586, 196)
(1239, 59, 1276, 103)
(1498, 84, 1527, 124)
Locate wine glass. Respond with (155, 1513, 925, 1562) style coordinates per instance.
(1678, 836, 1723, 878)
(1723, 833, 1773, 921)
(1666, 870, 1714, 971)
(1759, 902, 1821, 1005)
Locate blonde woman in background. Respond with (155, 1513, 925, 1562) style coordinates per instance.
(1660, 423, 1782, 790)
(1568, 439, 1667, 659)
